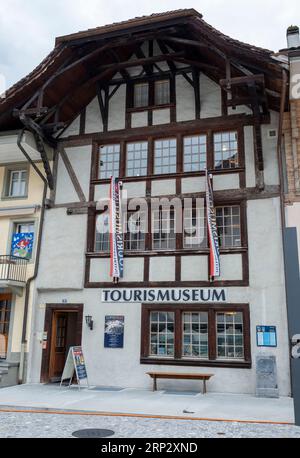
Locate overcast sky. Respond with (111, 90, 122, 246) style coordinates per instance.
(0, 0, 298, 89)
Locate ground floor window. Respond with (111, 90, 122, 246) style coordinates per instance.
(141, 304, 251, 368)
(0, 296, 12, 359)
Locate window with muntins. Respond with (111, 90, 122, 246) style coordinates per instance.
(143, 306, 248, 365)
(183, 206, 207, 249)
(183, 312, 209, 358)
(150, 311, 175, 357)
(216, 312, 244, 359)
(216, 206, 241, 247)
(7, 170, 27, 197)
(99, 144, 120, 179)
(214, 131, 239, 169)
(152, 208, 176, 250)
(134, 83, 149, 108)
(154, 138, 177, 175)
(95, 212, 110, 252)
(126, 142, 148, 177)
(183, 135, 207, 172)
(155, 80, 170, 105)
(125, 210, 146, 251)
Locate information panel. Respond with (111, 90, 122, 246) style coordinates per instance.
(104, 316, 125, 349)
(256, 326, 277, 347)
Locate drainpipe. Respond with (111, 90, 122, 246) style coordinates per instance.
(17, 129, 49, 384)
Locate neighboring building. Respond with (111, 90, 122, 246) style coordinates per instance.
(282, 26, 300, 260)
(0, 131, 49, 387)
(0, 9, 292, 395)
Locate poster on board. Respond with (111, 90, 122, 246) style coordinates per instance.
(104, 316, 125, 349)
(60, 346, 89, 389)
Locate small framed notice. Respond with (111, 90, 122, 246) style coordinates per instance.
(256, 326, 277, 348)
(104, 316, 125, 348)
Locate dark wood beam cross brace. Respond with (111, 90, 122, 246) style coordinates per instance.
(17, 113, 55, 190)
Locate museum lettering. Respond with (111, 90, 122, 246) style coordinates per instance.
(102, 288, 227, 303)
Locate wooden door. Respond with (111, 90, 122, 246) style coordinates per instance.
(49, 311, 80, 382)
(40, 304, 83, 383)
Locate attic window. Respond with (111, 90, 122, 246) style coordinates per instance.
(134, 83, 149, 108)
(155, 80, 170, 105)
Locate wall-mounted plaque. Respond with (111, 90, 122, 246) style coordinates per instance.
(104, 316, 125, 349)
(256, 326, 277, 347)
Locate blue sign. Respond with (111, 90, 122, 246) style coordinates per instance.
(256, 326, 277, 347)
(11, 232, 34, 260)
(104, 316, 124, 349)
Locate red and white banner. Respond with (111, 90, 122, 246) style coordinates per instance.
(205, 170, 220, 278)
(109, 177, 124, 280)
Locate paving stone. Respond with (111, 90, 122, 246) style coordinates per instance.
(0, 411, 299, 438)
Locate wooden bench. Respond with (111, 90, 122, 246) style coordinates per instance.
(147, 372, 214, 394)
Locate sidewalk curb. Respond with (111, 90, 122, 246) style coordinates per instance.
(0, 405, 295, 426)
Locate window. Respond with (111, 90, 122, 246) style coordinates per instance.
(183, 312, 208, 358)
(183, 206, 207, 249)
(214, 131, 238, 169)
(155, 80, 170, 105)
(154, 138, 177, 175)
(126, 142, 148, 177)
(99, 144, 120, 179)
(95, 212, 110, 252)
(152, 208, 176, 250)
(6, 169, 27, 197)
(134, 83, 149, 108)
(11, 222, 35, 260)
(0, 297, 11, 359)
(150, 311, 175, 357)
(15, 222, 35, 234)
(125, 210, 146, 251)
(142, 305, 250, 366)
(216, 206, 241, 248)
(183, 135, 207, 172)
(217, 312, 244, 359)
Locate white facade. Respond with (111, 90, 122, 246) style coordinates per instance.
(25, 50, 290, 396)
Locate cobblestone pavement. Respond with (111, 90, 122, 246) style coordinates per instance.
(0, 411, 299, 438)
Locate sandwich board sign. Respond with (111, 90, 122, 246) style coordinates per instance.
(60, 346, 89, 389)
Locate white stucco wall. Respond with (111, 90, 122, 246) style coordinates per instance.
(26, 64, 290, 398)
(85, 97, 103, 134)
(200, 73, 222, 118)
(176, 74, 195, 122)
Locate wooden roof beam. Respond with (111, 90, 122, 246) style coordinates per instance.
(156, 39, 177, 73)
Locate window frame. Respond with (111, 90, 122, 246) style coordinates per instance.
(213, 130, 239, 170)
(97, 143, 121, 180)
(9, 219, 37, 263)
(130, 77, 172, 111)
(125, 141, 149, 178)
(2, 164, 29, 200)
(0, 295, 12, 360)
(93, 126, 244, 184)
(141, 303, 251, 368)
(92, 201, 246, 254)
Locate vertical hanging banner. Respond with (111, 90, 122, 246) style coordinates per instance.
(205, 170, 220, 279)
(110, 176, 124, 281)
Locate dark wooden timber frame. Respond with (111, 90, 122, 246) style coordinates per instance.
(84, 117, 250, 288)
(140, 303, 251, 369)
(40, 304, 83, 383)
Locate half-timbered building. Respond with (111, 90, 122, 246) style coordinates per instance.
(0, 9, 291, 394)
